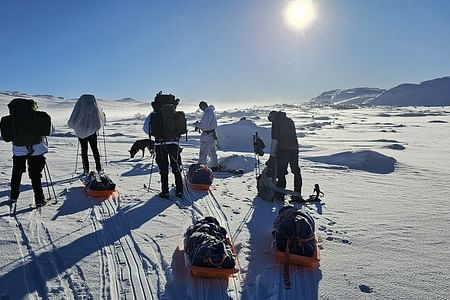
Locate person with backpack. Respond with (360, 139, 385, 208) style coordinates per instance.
(195, 101, 220, 171)
(68, 94, 106, 175)
(0, 98, 52, 211)
(267, 110, 303, 202)
(143, 92, 187, 199)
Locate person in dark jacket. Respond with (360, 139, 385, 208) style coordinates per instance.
(1, 98, 53, 211)
(267, 111, 303, 202)
(143, 110, 183, 199)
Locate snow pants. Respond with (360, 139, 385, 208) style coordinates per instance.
(276, 149, 302, 194)
(198, 131, 218, 168)
(79, 133, 102, 173)
(155, 144, 183, 194)
(10, 154, 46, 204)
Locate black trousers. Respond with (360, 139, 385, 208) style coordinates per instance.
(155, 144, 183, 194)
(79, 133, 102, 172)
(276, 149, 302, 194)
(10, 155, 46, 204)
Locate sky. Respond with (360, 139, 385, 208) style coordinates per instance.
(1, 0, 450, 104)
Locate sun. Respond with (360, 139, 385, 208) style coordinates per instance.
(284, 0, 316, 30)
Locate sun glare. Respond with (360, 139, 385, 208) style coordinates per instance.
(285, 0, 316, 30)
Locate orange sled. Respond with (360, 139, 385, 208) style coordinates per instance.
(86, 188, 116, 199)
(190, 264, 239, 279)
(274, 239, 321, 268)
(184, 239, 239, 279)
(190, 183, 211, 191)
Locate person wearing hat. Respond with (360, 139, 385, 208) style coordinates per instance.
(195, 101, 220, 171)
(267, 110, 303, 202)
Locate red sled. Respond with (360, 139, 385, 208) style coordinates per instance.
(274, 238, 321, 268)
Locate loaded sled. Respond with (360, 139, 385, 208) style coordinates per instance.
(83, 171, 116, 199)
(272, 206, 320, 288)
(187, 163, 214, 191)
(184, 217, 239, 278)
(272, 206, 320, 266)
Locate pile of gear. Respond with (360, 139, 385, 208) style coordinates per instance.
(184, 217, 236, 269)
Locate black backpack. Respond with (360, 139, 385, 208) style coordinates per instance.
(253, 132, 265, 156)
(150, 92, 187, 140)
(0, 98, 51, 146)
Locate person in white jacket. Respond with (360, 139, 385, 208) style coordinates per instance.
(68, 94, 106, 175)
(195, 101, 219, 171)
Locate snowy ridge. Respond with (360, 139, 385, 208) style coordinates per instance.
(309, 76, 450, 107)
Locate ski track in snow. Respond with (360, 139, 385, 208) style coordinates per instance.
(11, 209, 93, 300)
(175, 180, 242, 300)
(89, 193, 157, 299)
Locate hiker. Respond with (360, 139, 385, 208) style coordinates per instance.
(143, 92, 187, 198)
(0, 98, 52, 209)
(195, 101, 220, 171)
(68, 94, 106, 175)
(267, 110, 303, 202)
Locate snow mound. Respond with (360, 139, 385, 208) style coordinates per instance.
(384, 144, 405, 150)
(304, 150, 396, 174)
(217, 119, 271, 152)
(218, 154, 256, 172)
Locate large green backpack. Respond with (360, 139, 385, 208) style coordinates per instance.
(150, 92, 187, 140)
(0, 98, 51, 146)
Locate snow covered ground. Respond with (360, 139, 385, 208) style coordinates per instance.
(1, 94, 449, 299)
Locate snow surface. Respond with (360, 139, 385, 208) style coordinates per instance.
(1, 93, 450, 299)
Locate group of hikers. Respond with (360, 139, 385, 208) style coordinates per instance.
(0, 91, 304, 209)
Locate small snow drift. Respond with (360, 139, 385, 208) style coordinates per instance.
(217, 119, 271, 152)
(218, 154, 256, 173)
(384, 144, 405, 150)
(304, 150, 396, 174)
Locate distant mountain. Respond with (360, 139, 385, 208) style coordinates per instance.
(369, 77, 450, 106)
(310, 76, 450, 106)
(310, 87, 386, 105)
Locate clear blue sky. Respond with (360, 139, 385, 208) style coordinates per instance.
(1, 0, 449, 103)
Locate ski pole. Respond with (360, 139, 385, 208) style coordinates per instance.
(43, 161, 52, 201)
(45, 161, 58, 203)
(74, 139, 80, 175)
(147, 151, 155, 192)
(102, 125, 108, 169)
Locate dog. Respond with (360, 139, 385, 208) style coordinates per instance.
(129, 139, 155, 158)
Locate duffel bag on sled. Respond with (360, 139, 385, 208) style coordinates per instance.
(187, 163, 214, 191)
(184, 216, 238, 278)
(272, 206, 320, 267)
(83, 171, 116, 198)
